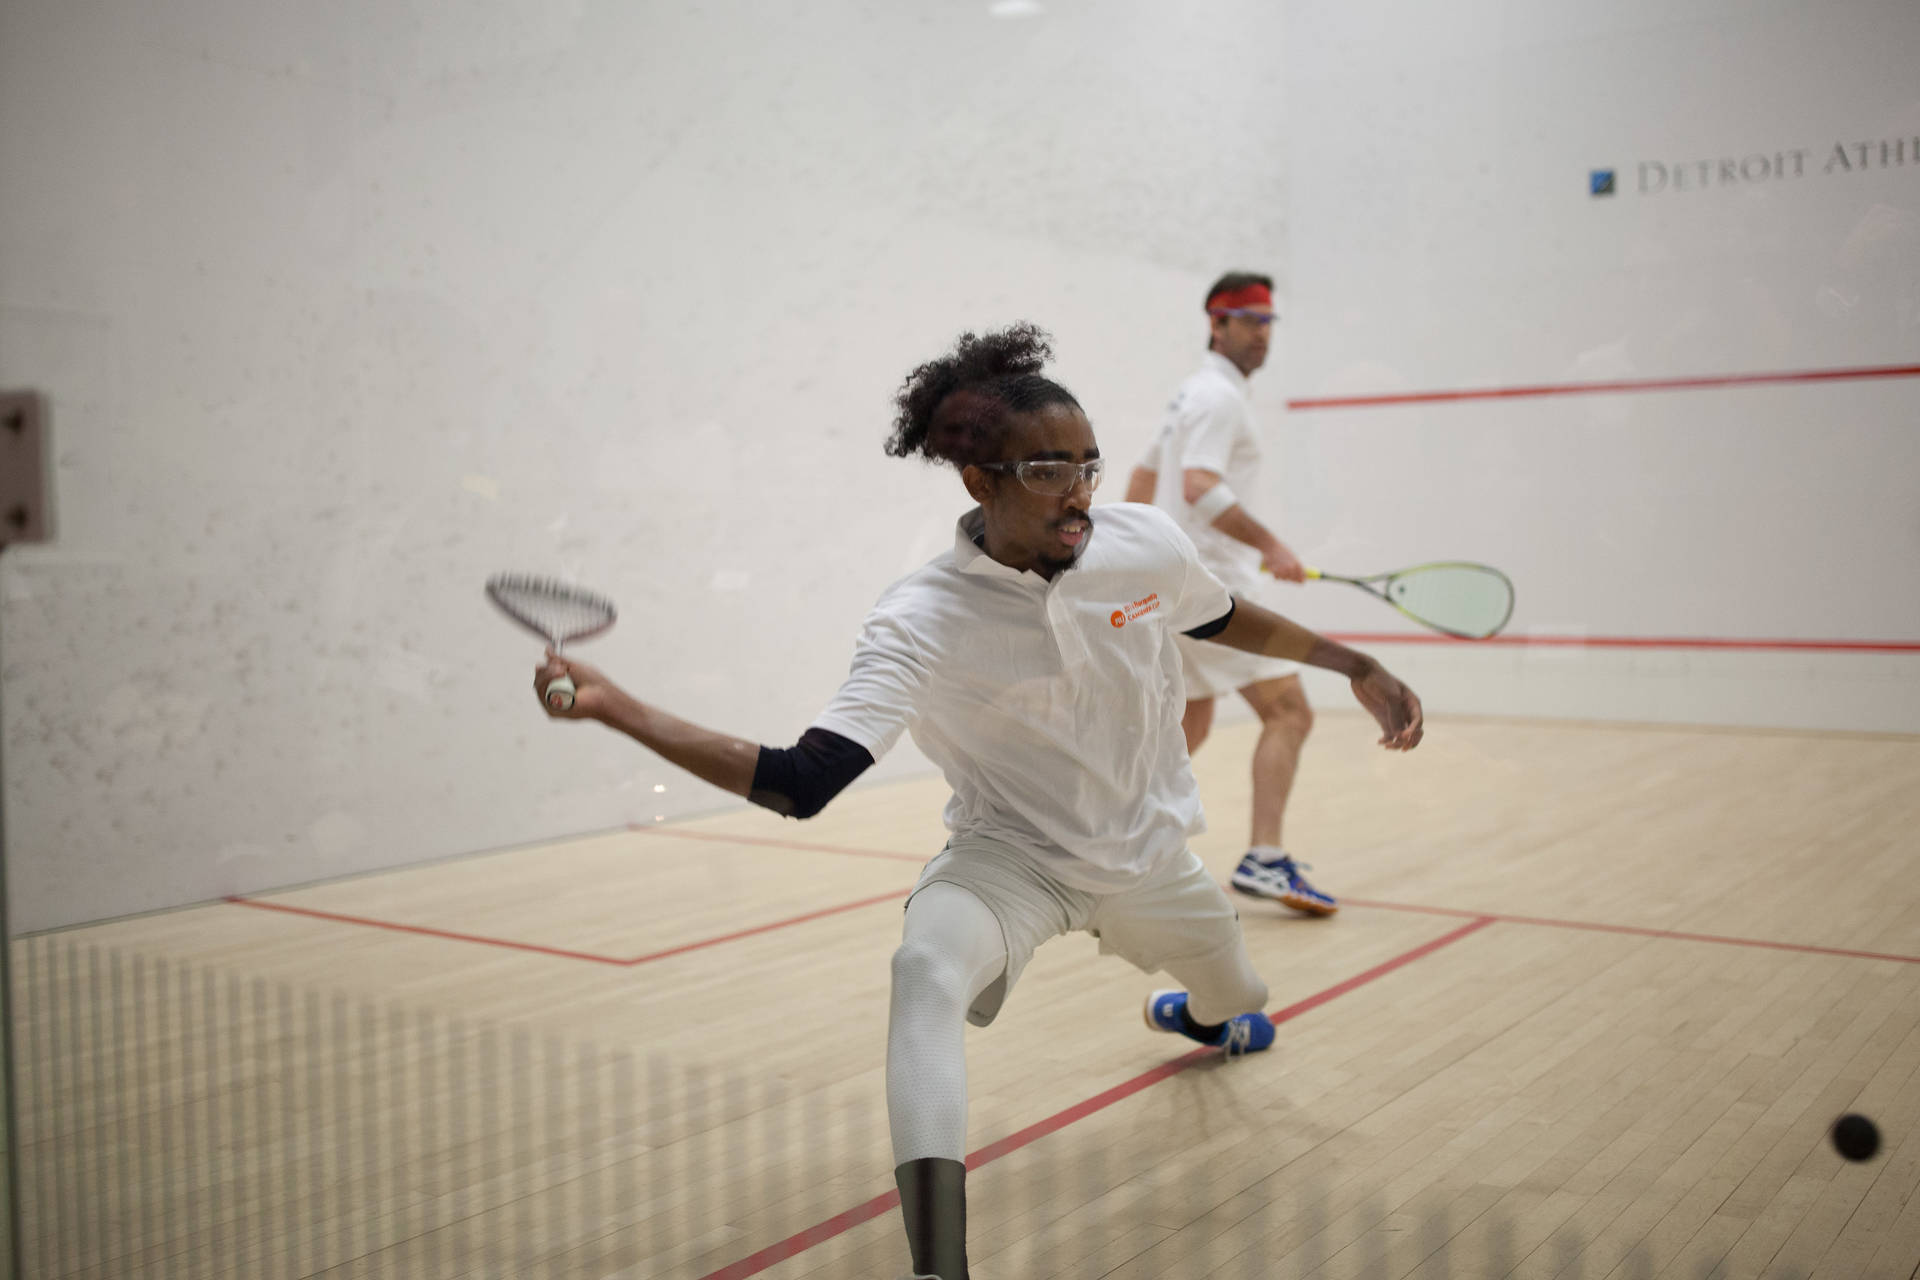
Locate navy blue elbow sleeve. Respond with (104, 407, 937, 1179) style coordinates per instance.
(749, 727, 875, 820)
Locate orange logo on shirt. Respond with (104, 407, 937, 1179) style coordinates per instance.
(1110, 593, 1161, 629)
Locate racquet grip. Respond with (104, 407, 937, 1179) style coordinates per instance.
(544, 673, 577, 712)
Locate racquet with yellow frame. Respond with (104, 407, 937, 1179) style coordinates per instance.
(1302, 561, 1514, 640)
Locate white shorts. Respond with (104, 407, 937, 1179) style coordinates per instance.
(1175, 631, 1301, 700)
(908, 835, 1247, 1027)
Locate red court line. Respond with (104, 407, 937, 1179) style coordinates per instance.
(1344, 898, 1920, 965)
(621, 889, 908, 964)
(226, 834, 1916, 974)
(1323, 632, 1920, 654)
(1286, 361, 1920, 410)
(633, 831, 1914, 965)
(224, 888, 908, 966)
(223, 895, 631, 965)
(630, 824, 928, 863)
(698, 916, 1496, 1280)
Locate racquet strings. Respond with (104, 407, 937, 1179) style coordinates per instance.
(1384, 564, 1514, 639)
(485, 574, 617, 648)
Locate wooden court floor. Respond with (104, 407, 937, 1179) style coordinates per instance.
(18, 713, 1920, 1279)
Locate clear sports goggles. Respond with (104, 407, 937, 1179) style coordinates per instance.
(978, 458, 1106, 496)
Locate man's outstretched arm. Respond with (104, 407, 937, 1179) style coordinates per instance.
(534, 651, 873, 818)
(1202, 602, 1424, 750)
(1182, 468, 1304, 582)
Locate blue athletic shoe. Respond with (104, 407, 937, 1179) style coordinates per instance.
(1231, 850, 1338, 916)
(1143, 989, 1275, 1057)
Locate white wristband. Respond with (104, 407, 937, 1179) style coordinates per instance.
(1190, 481, 1238, 523)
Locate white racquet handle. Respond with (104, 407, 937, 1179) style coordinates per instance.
(544, 673, 577, 712)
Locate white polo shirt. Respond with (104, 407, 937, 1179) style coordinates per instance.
(812, 501, 1234, 892)
(1144, 351, 1265, 593)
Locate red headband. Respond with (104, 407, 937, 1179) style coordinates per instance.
(1206, 282, 1272, 312)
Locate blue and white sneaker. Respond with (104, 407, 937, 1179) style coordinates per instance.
(1231, 849, 1338, 916)
(1143, 989, 1275, 1057)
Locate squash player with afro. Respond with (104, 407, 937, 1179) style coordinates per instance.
(530, 323, 1424, 1279)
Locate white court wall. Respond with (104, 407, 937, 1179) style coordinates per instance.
(4, 1, 1915, 932)
(0, 1, 1291, 931)
(1278, 0, 1920, 732)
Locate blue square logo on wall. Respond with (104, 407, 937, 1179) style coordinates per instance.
(1590, 169, 1616, 196)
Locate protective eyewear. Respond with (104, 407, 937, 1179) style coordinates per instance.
(978, 458, 1106, 496)
(1208, 308, 1276, 327)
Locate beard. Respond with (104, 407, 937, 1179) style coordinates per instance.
(1037, 507, 1093, 577)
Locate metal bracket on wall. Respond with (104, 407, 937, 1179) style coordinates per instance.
(0, 391, 49, 550)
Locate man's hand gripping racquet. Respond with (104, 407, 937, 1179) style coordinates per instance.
(485, 574, 617, 712)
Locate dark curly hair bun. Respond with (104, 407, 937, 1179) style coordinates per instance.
(886, 322, 1082, 467)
